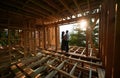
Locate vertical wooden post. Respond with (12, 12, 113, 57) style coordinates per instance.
(99, 12, 102, 59)
(28, 30, 31, 55)
(39, 30, 41, 48)
(20, 30, 23, 47)
(46, 27, 48, 49)
(100, 0, 108, 68)
(105, 0, 115, 78)
(113, 1, 120, 77)
(48, 27, 50, 48)
(86, 26, 89, 56)
(55, 25, 58, 52)
(28, 22, 31, 55)
(101, 0, 117, 78)
(8, 29, 12, 62)
(30, 30, 32, 54)
(43, 26, 46, 49)
(23, 30, 27, 57)
(34, 29, 36, 55)
(57, 26, 60, 49)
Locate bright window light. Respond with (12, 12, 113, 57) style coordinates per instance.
(0, 46, 3, 49)
(78, 20, 87, 31)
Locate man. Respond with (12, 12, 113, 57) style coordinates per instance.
(65, 30, 69, 52)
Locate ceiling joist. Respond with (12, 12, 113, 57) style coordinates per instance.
(59, 0, 75, 15)
(73, 0, 83, 15)
(0, 0, 101, 25)
(0, 1, 44, 18)
(30, 0, 55, 14)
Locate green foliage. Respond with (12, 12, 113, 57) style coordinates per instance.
(92, 26, 99, 48)
(0, 30, 8, 46)
(69, 30, 86, 47)
(0, 29, 19, 46)
(69, 23, 99, 48)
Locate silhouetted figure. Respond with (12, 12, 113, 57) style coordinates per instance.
(61, 31, 65, 52)
(65, 30, 69, 52)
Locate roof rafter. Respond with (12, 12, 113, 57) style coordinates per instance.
(43, 0, 61, 11)
(58, 0, 75, 15)
(14, 1, 50, 18)
(87, 0, 91, 13)
(28, 0, 61, 20)
(0, 1, 44, 18)
(42, 0, 66, 19)
(0, 8, 35, 19)
(29, 0, 55, 14)
(10, 0, 58, 21)
(73, 0, 83, 15)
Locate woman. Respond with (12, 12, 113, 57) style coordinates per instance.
(61, 31, 65, 52)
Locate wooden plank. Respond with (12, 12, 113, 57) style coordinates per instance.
(80, 48, 86, 55)
(41, 50, 102, 67)
(15, 64, 31, 78)
(73, 47, 81, 54)
(45, 62, 77, 78)
(30, 58, 57, 77)
(56, 50, 100, 61)
(69, 63, 77, 75)
(27, 55, 51, 68)
(97, 68, 105, 78)
(45, 60, 66, 78)
(66, 62, 98, 77)
(21, 54, 43, 65)
(50, 46, 99, 61)
(89, 48, 93, 78)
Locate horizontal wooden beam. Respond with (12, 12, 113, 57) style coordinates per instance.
(45, 13, 100, 26)
(45, 63, 77, 78)
(67, 62, 98, 77)
(45, 60, 66, 78)
(48, 49, 100, 61)
(41, 50, 102, 68)
(30, 58, 57, 77)
(69, 63, 78, 75)
(27, 55, 51, 68)
(15, 64, 31, 78)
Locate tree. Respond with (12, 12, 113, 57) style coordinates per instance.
(69, 29, 86, 47)
(69, 22, 99, 48)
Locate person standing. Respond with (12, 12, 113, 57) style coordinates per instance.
(61, 31, 65, 52)
(65, 30, 69, 52)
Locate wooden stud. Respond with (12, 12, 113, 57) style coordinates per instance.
(55, 25, 58, 52)
(113, 1, 120, 77)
